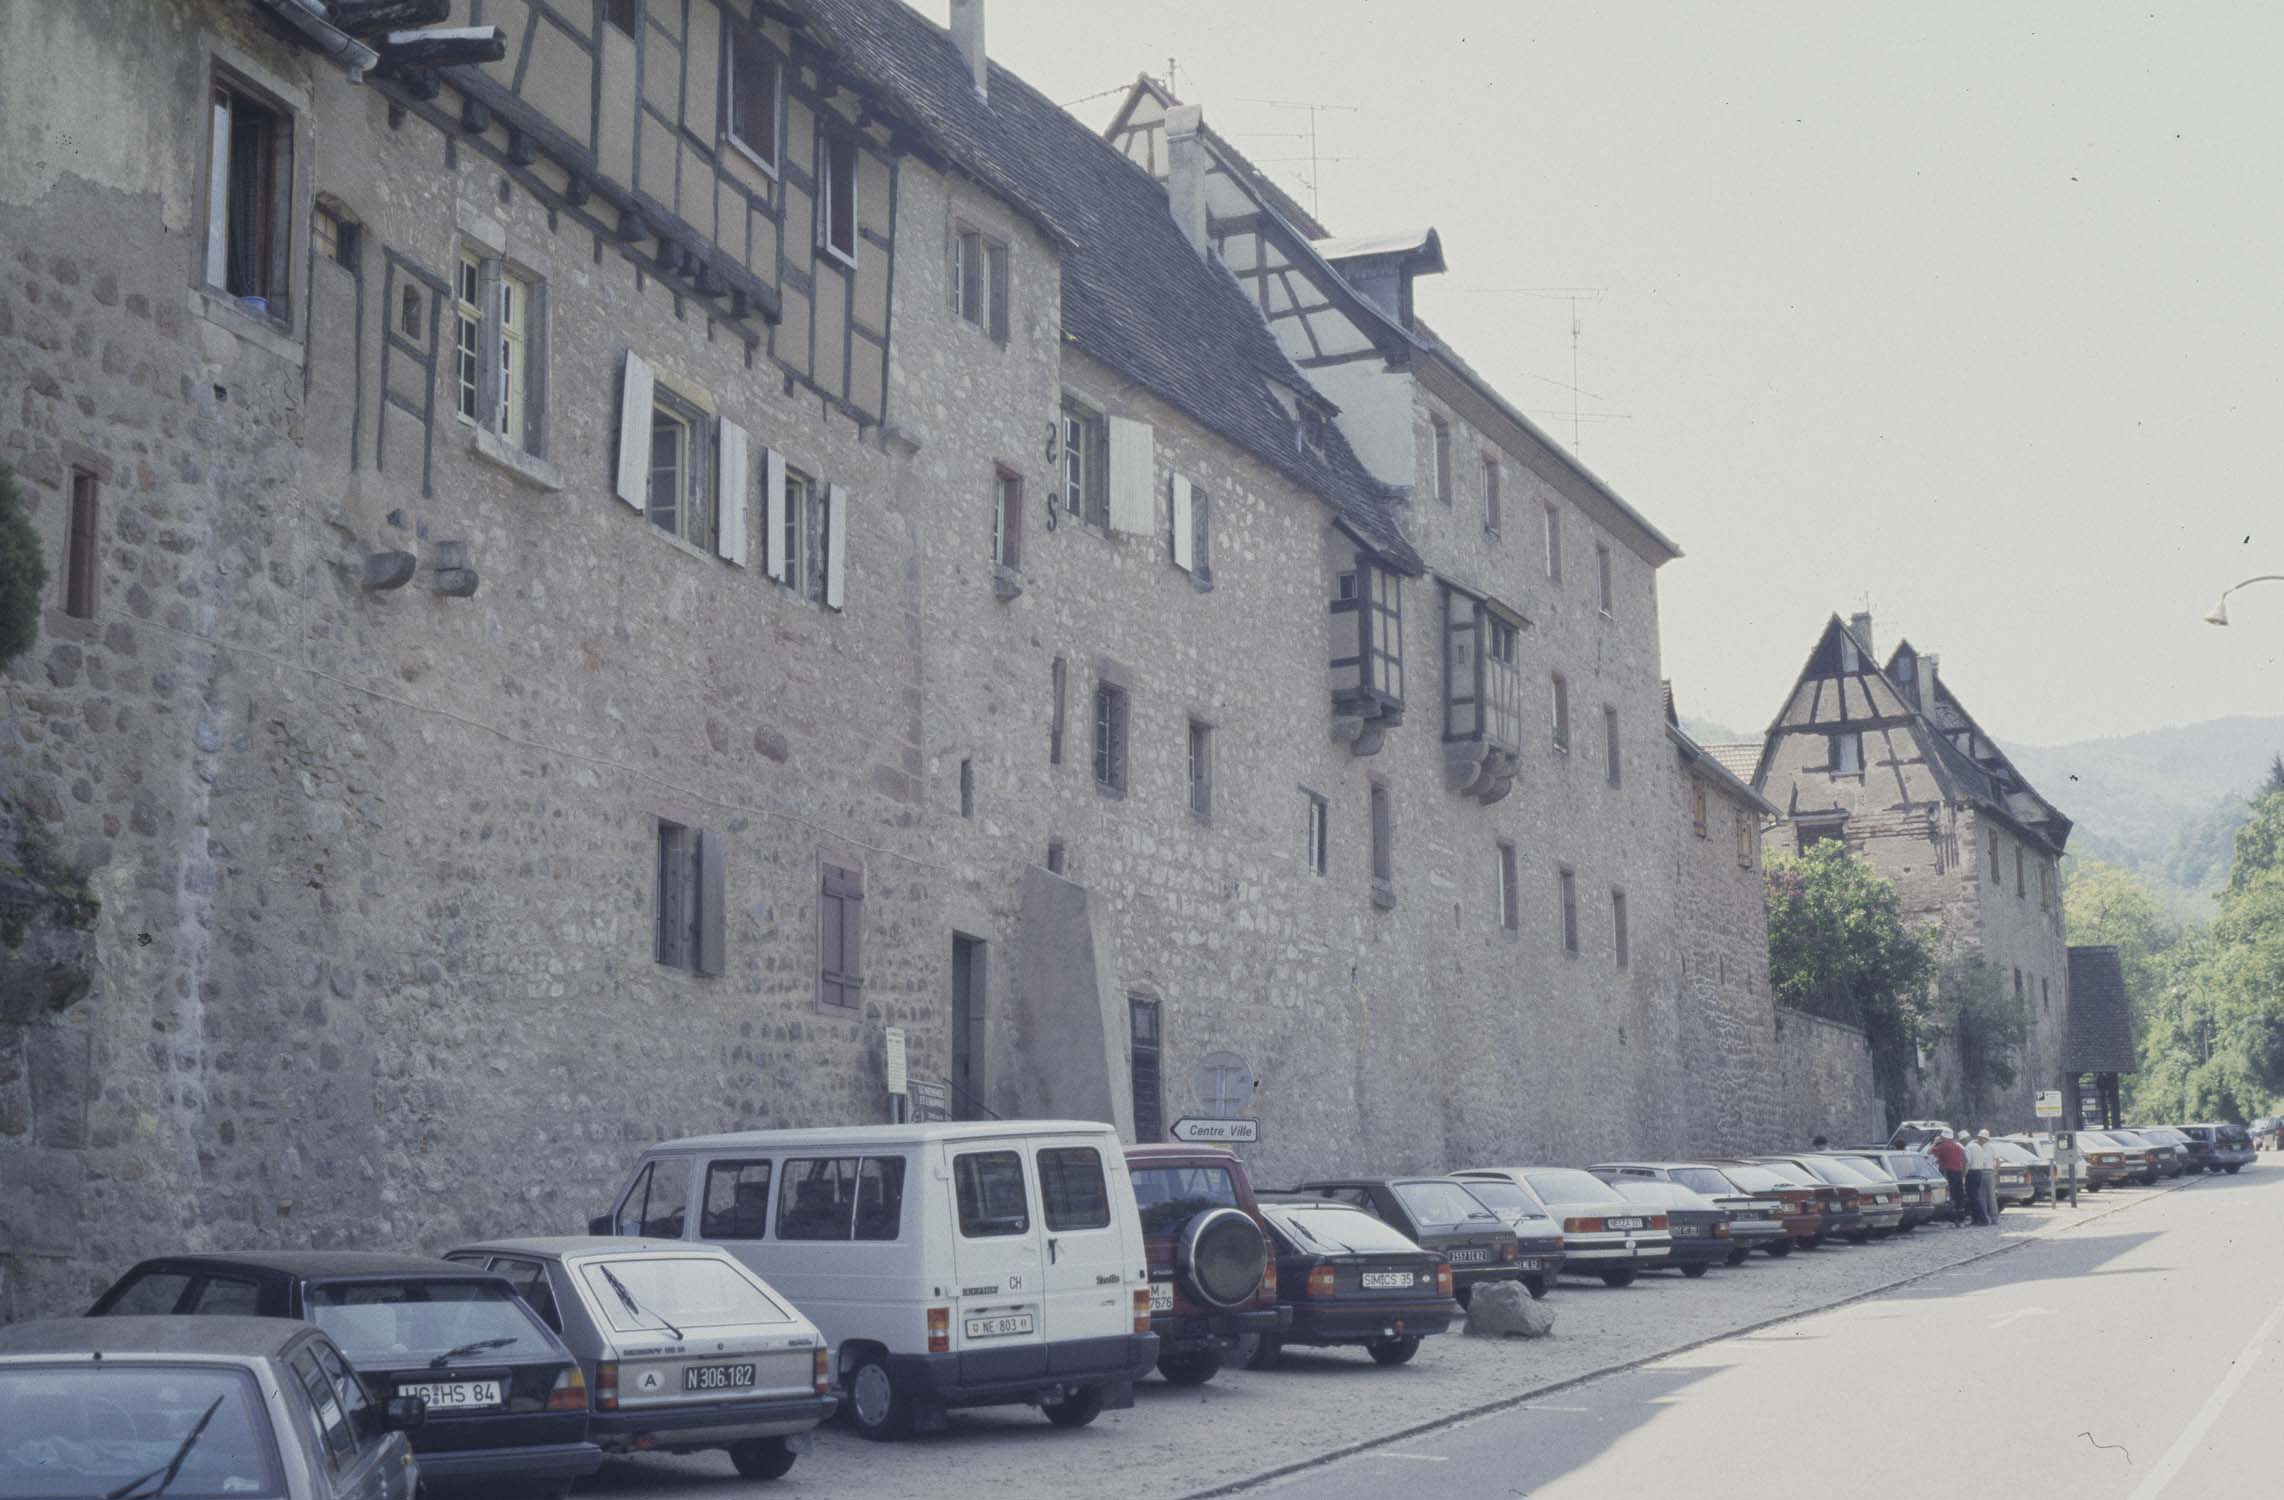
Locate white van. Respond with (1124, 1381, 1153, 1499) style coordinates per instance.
(593, 1120, 1156, 1440)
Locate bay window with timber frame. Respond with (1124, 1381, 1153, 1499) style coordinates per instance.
(1330, 552, 1407, 756)
(1442, 586, 1523, 802)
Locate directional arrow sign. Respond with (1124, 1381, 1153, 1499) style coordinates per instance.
(1169, 1117, 1260, 1145)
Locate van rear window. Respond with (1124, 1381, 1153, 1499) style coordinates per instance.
(1038, 1148, 1112, 1231)
(955, 1151, 1030, 1237)
(775, 1156, 906, 1241)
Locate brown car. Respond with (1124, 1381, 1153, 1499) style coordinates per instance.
(1124, 1144, 1286, 1386)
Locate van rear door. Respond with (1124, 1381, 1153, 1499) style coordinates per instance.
(947, 1143, 1046, 1367)
(1032, 1135, 1135, 1355)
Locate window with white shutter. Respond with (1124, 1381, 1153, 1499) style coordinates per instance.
(716, 419, 749, 566)
(764, 447, 789, 581)
(1170, 473, 1194, 572)
(825, 483, 848, 610)
(1105, 415, 1155, 536)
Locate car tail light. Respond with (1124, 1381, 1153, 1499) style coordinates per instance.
(1307, 1266, 1337, 1298)
(1566, 1216, 1602, 1233)
(927, 1306, 951, 1355)
(1712, 1222, 1730, 1238)
(1264, 1258, 1278, 1298)
(813, 1347, 831, 1395)
(1501, 1240, 1517, 1262)
(1648, 1215, 1669, 1231)
(546, 1364, 588, 1412)
(594, 1360, 618, 1412)
(1435, 1263, 1453, 1297)
(1132, 1288, 1152, 1334)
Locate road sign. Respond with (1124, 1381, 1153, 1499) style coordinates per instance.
(884, 1027, 908, 1095)
(1169, 1117, 1260, 1145)
(907, 1077, 951, 1123)
(2034, 1090, 2062, 1119)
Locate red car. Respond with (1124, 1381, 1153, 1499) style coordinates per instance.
(1124, 1144, 1285, 1386)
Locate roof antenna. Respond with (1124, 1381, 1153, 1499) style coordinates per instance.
(1167, 56, 1180, 99)
(1237, 96, 1359, 220)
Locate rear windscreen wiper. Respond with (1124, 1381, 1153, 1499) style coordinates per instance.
(106, 1394, 224, 1499)
(430, 1336, 518, 1369)
(598, 1263, 684, 1341)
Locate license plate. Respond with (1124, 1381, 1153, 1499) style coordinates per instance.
(965, 1313, 1036, 1339)
(1361, 1271, 1413, 1289)
(1517, 1258, 1544, 1271)
(1149, 1282, 1173, 1312)
(1606, 1217, 1644, 1231)
(683, 1363, 756, 1393)
(1448, 1247, 1492, 1264)
(395, 1379, 500, 1410)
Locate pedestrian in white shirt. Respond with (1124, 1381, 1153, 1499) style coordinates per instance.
(1975, 1129, 2001, 1223)
(1961, 1131, 1995, 1225)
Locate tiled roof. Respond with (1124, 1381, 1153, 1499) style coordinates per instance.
(1705, 742, 1763, 785)
(791, 0, 1419, 570)
(1670, 726, 1779, 816)
(2065, 945, 2138, 1074)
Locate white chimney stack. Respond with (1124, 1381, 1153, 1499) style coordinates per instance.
(1920, 653, 1940, 713)
(1165, 104, 1209, 256)
(1848, 611, 1875, 664)
(951, 0, 987, 99)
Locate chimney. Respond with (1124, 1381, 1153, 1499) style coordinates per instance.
(1848, 611, 1875, 664)
(1919, 653, 1940, 713)
(950, 0, 987, 99)
(1165, 104, 1210, 256)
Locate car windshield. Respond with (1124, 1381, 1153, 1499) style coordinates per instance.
(0, 1364, 282, 1500)
(1392, 1180, 1499, 1228)
(1716, 1164, 1791, 1192)
(1264, 1205, 1421, 1256)
(1670, 1168, 1738, 1198)
(1612, 1180, 1707, 1210)
(2079, 1132, 2121, 1150)
(1813, 1156, 1883, 1185)
(1522, 1169, 1620, 1206)
(577, 1255, 789, 1334)
(1129, 1165, 1241, 1236)
(307, 1278, 548, 1360)
(2139, 1128, 2186, 1145)
(1990, 1141, 2038, 1165)
(1453, 1178, 1550, 1222)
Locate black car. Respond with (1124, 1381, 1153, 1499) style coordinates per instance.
(1285, 1177, 1524, 1304)
(1244, 1200, 1461, 1368)
(90, 1252, 600, 1496)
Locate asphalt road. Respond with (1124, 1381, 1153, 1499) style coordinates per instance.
(1251, 1168, 2284, 1500)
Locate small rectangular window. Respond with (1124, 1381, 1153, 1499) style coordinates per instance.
(1543, 503, 1562, 584)
(992, 467, 1022, 570)
(1060, 397, 1107, 527)
(955, 1151, 1031, 1236)
(1049, 656, 1067, 765)
(726, 27, 780, 169)
(1990, 831, 2003, 880)
(1187, 720, 1212, 819)
(455, 253, 538, 451)
(646, 385, 713, 549)
(1093, 681, 1129, 793)
(952, 228, 1010, 342)
(204, 75, 292, 316)
(1612, 888, 1630, 969)
(958, 758, 974, 819)
(1736, 808, 1755, 867)
(1038, 1147, 1112, 1231)
(1603, 705, 1622, 786)
(1693, 782, 1709, 838)
(1369, 780, 1394, 905)
(820, 131, 858, 264)
(1830, 732, 1862, 775)
(778, 1157, 869, 1241)
(655, 821, 697, 970)
(818, 863, 864, 1010)
(701, 1160, 773, 1239)
(1431, 416, 1452, 504)
(64, 469, 99, 619)
(778, 467, 827, 604)
(1129, 997, 1164, 1142)
(1551, 673, 1571, 752)
(1498, 840, 1519, 932)
(1559, 867, 1579, 955)
(2016, 845, 2026, 897)
(1483, 457, 1501, 534)
(1597, 543, 1614, 615)
(1304, 789, 1328, 875)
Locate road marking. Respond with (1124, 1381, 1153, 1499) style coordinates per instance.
(1986, 1306, 2054, 1328)
(2123, 1283, 2284, 1500)
(1517, 1404, 1589, 1413)
(1367, 1452, 1448, 1462)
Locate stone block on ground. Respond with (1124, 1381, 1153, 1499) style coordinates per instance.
(1464, 1279, 1555, 1338)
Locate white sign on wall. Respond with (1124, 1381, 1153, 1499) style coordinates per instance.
(884, 1027, 908, 1095)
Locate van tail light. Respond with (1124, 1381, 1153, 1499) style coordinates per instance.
(1435, 1263, 1453, 1298)
(594, 1360, 618, 1411)
(1649, 1215, 1669, 1232)
(546, 1364, 588, 1412)
(1132, 1288, 1152, 1334)
(813, 1347, 831, 1395)
(1307, 1266, 1336, 1298)
(927, 1307, 951, 1355)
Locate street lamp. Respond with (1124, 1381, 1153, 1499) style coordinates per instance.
(2204, 575, 2284, 627)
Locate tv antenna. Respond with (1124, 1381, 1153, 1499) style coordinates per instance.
(1466, 286, 1614, 453)
(1236, 95, 1359, 219)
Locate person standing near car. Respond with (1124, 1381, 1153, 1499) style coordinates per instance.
(1930, 1130, 1968, 1224)
(1961, 1130, 1995, 1226)
(1975, 1130, 2002, 1222)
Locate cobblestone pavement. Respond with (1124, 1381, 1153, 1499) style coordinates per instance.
(576, 1178, 2201, 1498)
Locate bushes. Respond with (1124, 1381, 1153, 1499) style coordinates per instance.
(0, 463, 45, 666)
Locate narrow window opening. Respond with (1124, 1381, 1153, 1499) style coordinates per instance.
(1612, 888, 1630, 969)
(1559, 866, 1579, 955)
(1368, 781, 1394, 907)
(64, 470, 99, 620)
(1498, 840, 1519, 932)
(1092, 681, 1129, 794)
(958, 759, 974, 819)
(1543, 503, 1562, 584)
(1603, 705, 1622, 787)
(992, 467, 1022, 570)
(727, 28, 780, 169)
(1431, 416, 1452, 504)
(1550, 672, 1571, 752)
(1049, 656, 1067, 765)
(1304, 789, 1328, 876)
(1483, 456, 1501, 534)
(820, 131, 858, 263)
(1597, 543, 1614, 615)
(1187, 720, 1212, 820)
(1129, 997, 1164, 1143)
(1045, 836, 1065, 874)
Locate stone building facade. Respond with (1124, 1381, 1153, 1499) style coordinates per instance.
(2, 0, 1834, 1321)
(1724, 613, 2072, 1129)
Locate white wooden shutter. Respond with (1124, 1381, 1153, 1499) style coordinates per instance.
(716, 419, 749, 566)
(1170, 472, 1194, 571)
(824, 483, 848, 610)
(613, 351, 655, 510)
(1106, 415, 1154, 536)
(695, 829, 726, 977)
(763, 448, 788, 580)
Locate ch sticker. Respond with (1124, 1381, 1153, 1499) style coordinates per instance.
(1006, 1271, 1023, 1291)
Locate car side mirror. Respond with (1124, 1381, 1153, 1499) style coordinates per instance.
(381, 1395, 426, 1432)
(588, 1214, 613, 1235)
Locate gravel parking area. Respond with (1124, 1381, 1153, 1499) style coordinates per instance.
(578, 1183, 2189, 1499)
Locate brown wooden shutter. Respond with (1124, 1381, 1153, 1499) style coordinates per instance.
(987, 243, 1009, 342)
(820, 863, 864, 1008)
(696, 830, 725, 977)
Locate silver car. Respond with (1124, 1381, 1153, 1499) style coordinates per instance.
(1456, 1167, 1675, 1288)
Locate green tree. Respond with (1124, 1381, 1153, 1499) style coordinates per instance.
(0, 463, 47, 666)
(2262, 754, 2284, 798)
(1764, 843, 1938, 1114)
(1944, 958, 2031, 1097)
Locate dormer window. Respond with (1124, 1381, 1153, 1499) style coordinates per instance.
(1330, 554, 1405, 725)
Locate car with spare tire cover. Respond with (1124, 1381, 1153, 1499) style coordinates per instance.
(1427, 1174, 1568, 1294)
(1242, 1198, 1460, 1368)
(1123, 1144, 1285, 1386)
(1285, 1177, 1523, 1305)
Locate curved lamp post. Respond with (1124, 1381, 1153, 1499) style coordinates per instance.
(2204, 575, 2284, 627)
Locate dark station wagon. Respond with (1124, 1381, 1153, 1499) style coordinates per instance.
(88, 1252, 600, 1496)
(1287, 1177, 1524, 1305)
(1245, 1199, 1461, 1368)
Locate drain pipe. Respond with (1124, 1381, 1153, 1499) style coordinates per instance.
(252, 0, 382, 82)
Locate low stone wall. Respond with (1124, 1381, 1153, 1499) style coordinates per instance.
(1775, 1006, 1885, 1146)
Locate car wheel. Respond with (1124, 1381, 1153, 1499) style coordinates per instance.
(2226, 1164, 2244, 1175)
(1239, 1333, 1283, 1371)
(1680, 1263, 1710, 1279)
(729, 1437, 798, 1480)
(1522, 1274, 1548, 1299)
(1157, 1348, 1221, 1386)
(1762, 1241, 1792, 1259)
(1598, 1269, 1637, 1289)
(1367, 1336, 1420, 1366)
(1454, 1284, 1473, 1309)
(844, 1350, 912, 1442)
(1043, 1384, 1104, 1429)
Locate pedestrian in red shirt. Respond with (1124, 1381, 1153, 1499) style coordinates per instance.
(1929, 1131, 1968, 1224)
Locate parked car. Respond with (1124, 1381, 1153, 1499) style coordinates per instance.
(1840, 1149, 1948, 1227)
(1693, 1161, 1820, 1253)
(1888, 1119, 1953, 1149)
(445, 1237, 835, 1481)
(1455, 1167, 1674, 1287)
(1243, 1199, 1460, 1368)
(88, 1252, 598, 1495)
(1602, 1181, 1731, 1277)
(2170, 1124, 2219, 1173)
(1988, 1139, 2049, 1205)
(2104, 1129, 2174, 1182)
(1124, 1143, 1283, 1386)
(1588, 1162, 1791, 1263)
(1286, 1177, 1522, 1305)
(1812, 1154, 1910, 1233)
(1748, 1156, 1869, 1244)
(1437, 1174, 1569, 1295)
(2196, 1123, 2256, 1172)
(2132, 1126, 2197, 1174)
(596, 1120, 1156, 1439)
(0, 1315, 424, 1500)
(2066, 1130, 2142, 1190)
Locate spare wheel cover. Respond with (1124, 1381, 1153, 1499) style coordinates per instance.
(1178, 1207, 1266, 1309)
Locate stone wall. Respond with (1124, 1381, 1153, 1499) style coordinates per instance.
(1775, 1007, 1884, 1147)
(1672, 756, 1782, 1157)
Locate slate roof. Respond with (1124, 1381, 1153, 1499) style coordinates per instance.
(1705, 742, 1764, 785)
(790, 0, 1419, 570)
(2065, 945, 2138, 1074)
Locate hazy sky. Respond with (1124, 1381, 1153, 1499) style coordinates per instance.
(917, 0, 2281, 745)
